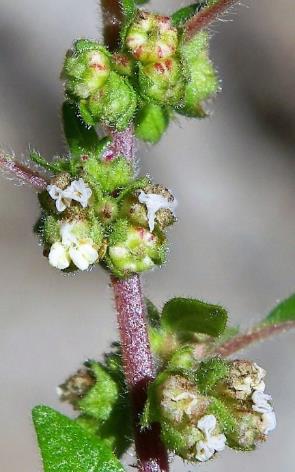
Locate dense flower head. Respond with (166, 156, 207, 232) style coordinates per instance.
(34, 150, 176, 276)
(61, 8, 219, 139)
(145, 358, 276, 463)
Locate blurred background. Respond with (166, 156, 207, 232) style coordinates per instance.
(0, 0, 294, 470)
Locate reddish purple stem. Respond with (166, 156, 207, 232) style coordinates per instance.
(103, 126, 136, 162)
(0, 154, 48, 191)
(184, 0, 239, 41)
(216, 321, 295, 357)
(112, 275, 169, 472)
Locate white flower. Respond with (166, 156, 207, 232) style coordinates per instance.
(138, 191, 177, 231)
(63, 179, 92, 208)
(47, 178, 92, 213)
(260, 411, 277, 435)
(69, 243, 98, 271)
(48, 242, 71, 270)
(252, 391, 273, 413)
(48, 222, 98, 271)
(195, 415, 226, 462)
(47, 184, 71, 213)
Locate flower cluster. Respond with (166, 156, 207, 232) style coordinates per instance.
(34, 152, 176, 276)
(144, 358, 276, 463)
(62, 8, 218, 142)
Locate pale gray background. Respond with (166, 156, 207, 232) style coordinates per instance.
(0, 1, 294, 471)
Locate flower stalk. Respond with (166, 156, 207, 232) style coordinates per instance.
(0, 153, 48, 191)
(184, 0, 240, 42)
(216, 321, 295, 357)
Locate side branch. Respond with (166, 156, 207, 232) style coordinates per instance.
(184, 0, 240, 41)
(0, 153, 48, 191)
(216, 321, 295, 357)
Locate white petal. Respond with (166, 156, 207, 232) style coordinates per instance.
(47, 185, 67, 212)
(78, 243, 99, 265)
(197, 415, 217, 437)
(48, 243, 70, 270)
(261, 411, 277, 434)
(60, 223, 78, 247)
(208, 434, 226, 452)
(69, 244, 98, 271)
(63, 179, 92, 208)
(138, 191, 177, 232)
(195, 441, 214, 462)
(252, 391, 273, 413)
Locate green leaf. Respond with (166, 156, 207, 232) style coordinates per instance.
(196, 358, 229, 394)
(120, 1, 138, 45)
(32, 406, 126, 472)
(62, 101, 100, 157)
(262, 293, 295, 325)
(161, 297, 228, 337)
(172, 3, 204, 27)
(121, 0, 136, 18)
(79, 362, 119, 421)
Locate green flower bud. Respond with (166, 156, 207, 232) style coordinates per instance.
(94, 197, 118, 224)
(178, 32, 219, 117)
(135, 103, 170, 143)
(108, 221, 167, 276)
(44, 215, 61, 245)
(80, 72, 137, 130)
(227, 412, 265, 451)
(63, 40, 111, 99)
(126, 11, 178, 64)
(83, 156, 133, 193)
(111, 52, 134, 77)
(139, 58, 185, 106)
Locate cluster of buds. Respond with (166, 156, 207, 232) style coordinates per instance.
(35, 151, 176, 276)
(62, 40, 137, 130)
(61, 8, 219, 142)
(145, 358, 276, 463)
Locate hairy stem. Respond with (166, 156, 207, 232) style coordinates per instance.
(216, 321, 295, 357)
(112, 275, 169, 472)
(101, 2, 169, 469)
(184, 0, 239, 41)
(100, 0, 124, 51)
(0, 153, 48, 191)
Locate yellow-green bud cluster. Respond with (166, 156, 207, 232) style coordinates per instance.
(61, 9, 219, 142)
(34, 153, 176, 277)
(63, 40, 137, 130)
(145, 358, 276, 463)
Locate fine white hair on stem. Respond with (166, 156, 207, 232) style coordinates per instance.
(0, 150, 48, 191)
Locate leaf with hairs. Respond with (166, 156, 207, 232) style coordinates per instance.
(32, 406, 126, 472)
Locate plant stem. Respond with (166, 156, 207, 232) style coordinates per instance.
(112, 275, 169, 472)
(184, 0, 239, 41)
(101, 3, 169, 469)
(0, 153, 48, 190)
(216, 321, 295, 357)
(100, 0, 124, 51)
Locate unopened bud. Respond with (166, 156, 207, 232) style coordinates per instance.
(80, 72, 137, 130)
(139, 58, 184, 106)
(63, 40, 111, 99)
(108, 223, 167, 275)
(126, 11, 178, 64)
